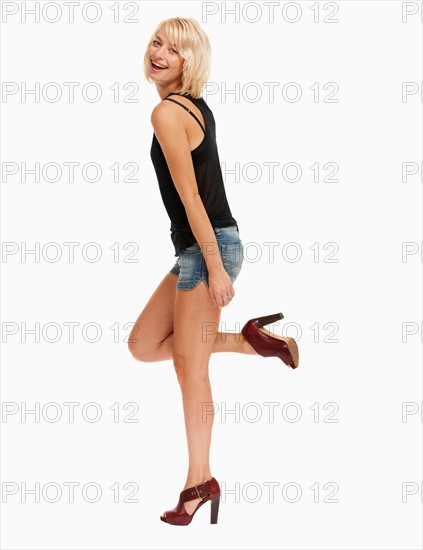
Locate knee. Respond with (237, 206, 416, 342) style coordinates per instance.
(128, 340, 143, 362)
(173, 353, 209, 385)
(127, 339, 155, 363)
(127, 321, 161, 362)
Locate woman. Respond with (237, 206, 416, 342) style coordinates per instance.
(128, 17, 299, 526)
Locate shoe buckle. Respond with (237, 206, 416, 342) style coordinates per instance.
(194, 482, 210, 500)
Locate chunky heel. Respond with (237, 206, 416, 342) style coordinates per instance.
(160, 477, 221, 526)
(254, 312, 284, 327)
(210, 494, 220, 524)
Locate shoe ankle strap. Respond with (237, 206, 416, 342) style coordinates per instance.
(180, 479, 212, 502)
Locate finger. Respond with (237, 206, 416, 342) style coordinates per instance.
(221, 294, 230, 307)
(209, 289, 220, 309)
(216, 293, 224, 308)
(224, 289, 234, 303)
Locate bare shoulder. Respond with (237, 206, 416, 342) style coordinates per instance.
(150, 99, 183, 132)
(150, 99, 191, 155)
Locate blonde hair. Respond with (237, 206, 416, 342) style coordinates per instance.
(143, 17, 211, 99)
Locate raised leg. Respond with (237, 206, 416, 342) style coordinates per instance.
(127, 272, 178, 362)
(127, 272, 256, 362)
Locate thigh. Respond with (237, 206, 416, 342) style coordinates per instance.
(128, 271, 178, 354)
(173, 280, 221, 370)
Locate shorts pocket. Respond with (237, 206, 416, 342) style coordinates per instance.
(220, 241, 244, 283)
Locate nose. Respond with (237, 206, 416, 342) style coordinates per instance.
(155, 44, 167, 60)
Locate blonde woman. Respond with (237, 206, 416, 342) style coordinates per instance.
(128, 17, 299, 526)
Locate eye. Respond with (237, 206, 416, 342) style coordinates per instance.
(171, 49, 178, 54)
(152, 39, 160, 46)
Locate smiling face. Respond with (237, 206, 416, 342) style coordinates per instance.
(147, 27, 184, 92)
(143, 18, 211, 99)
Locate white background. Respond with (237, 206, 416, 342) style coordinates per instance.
(1, 1, 422, 549)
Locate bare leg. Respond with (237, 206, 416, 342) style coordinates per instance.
(172, 280, 220, 515)
(129, 274, 257, 518)
(127, 273, 177, 361)
(128, 272, 257, 362)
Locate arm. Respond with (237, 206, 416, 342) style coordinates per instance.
(151, 102, 234, 308)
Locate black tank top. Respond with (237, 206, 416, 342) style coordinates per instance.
(150, 92, 238, 256)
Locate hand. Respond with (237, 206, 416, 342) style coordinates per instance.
(207, 266, 235, 309)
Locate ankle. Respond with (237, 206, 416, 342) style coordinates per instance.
(240, 332, 257, 355)
(184, 473, 212, 490)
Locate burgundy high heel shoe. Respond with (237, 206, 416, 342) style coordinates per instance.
(241, 312, 299, 369)
(160, 477, 221, 526)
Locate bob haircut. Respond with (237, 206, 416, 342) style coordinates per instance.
(143, 17, 211, 99)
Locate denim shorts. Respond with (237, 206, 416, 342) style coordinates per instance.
(169, 225, 244, 290)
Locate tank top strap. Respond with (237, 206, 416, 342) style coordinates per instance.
(163, 95, 206, 135)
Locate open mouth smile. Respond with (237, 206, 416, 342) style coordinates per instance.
(151, 60, 168, 71)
